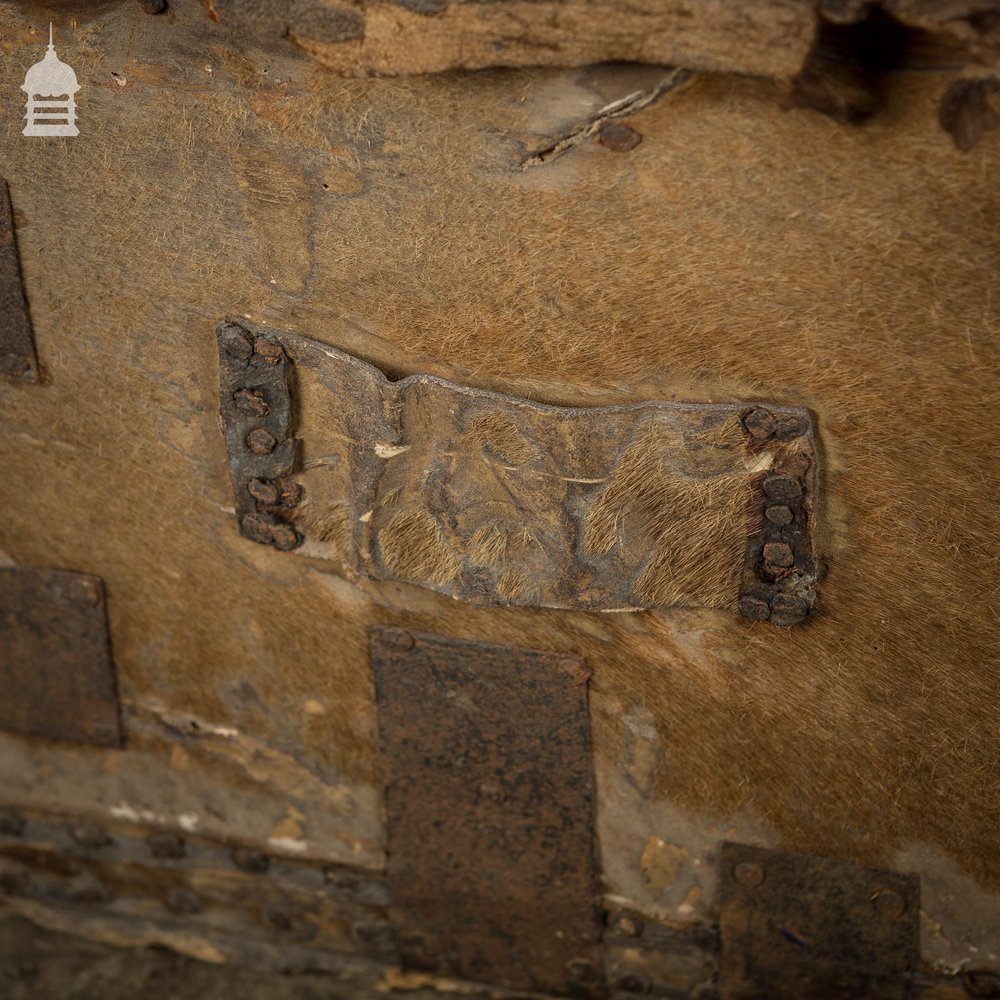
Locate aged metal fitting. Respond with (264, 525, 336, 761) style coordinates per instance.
(616, 972, 651, 993)
(765, 504, 794, 526)
(734, 861, 766, 888)
(254, 337, 285, 364)
(963, 968, 1000, 998)
(873, 888, 906, 919)
(742, 408, 778, 439)
(240, 513, 275, 546)
(763, 541, 795, 568)
(770, 593, 809, 627)
(270, 523, 300, 551)
(248, 478, 279, 504)
(738, 596, 770, 621)
(148, 833, 186, 860)
(68, 821, 112, 850)
(774, 414, 809, 440)
(599, 122, 642, 151)
(609, 911, 644, 938)
(231, 846, 270, 873)
(246, 428, 277, 455)
(566, 957, 601, 983)
(234, 388, 268, 417)
(219, 324, 253, 360)
(762, 474, 803, 502)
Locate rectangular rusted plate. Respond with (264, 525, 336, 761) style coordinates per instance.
(372, 627, 606, 997)
(0, 179, 38, 383)
(0, 569, 121, 747)
(718, 842, 919, 1000)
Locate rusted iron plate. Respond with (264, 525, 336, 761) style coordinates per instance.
(0, 179, 39, 383)
(0, 569, 121, 747)
(372, 628, 606, 997)
(216, 320, 302, 550)
(219, 320, 818, 622)
(718, 842, 919, 1000)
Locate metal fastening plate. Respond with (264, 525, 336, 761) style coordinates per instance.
(0, 569, 121, 747)
(220, 319, 819, 622)
(718, 842, 919, 1000)
(371, 628, 606, 997)
(0, 179, 39, 383)
(216, 319, 301, 551)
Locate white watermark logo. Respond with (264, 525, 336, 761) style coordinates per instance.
(22, 24, 80, 137)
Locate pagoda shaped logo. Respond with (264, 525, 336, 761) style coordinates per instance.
(21, 25, 80, 137)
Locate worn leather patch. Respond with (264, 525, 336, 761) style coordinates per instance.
(217, 319, 818, 620)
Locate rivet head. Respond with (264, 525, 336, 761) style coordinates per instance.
(769, 593, 809, 627)
(739, 596, 771, 621)
(68, 822, 112, 850)
(241, 513, 275, 545)
(246, 428, 277, 454)
(270, 522, 300, 551)
(774, 414, 809, 441)
(610, 911, 644, 937)
(765, 504, 794, 527)
(254, 337, 285, 364)
(219, 324, 253, 360)
(734, 860, 765, 887)
(565, 957, 601, 983)
(248, 478, 279, 505)
(763, 541, 795, 568)
(616, 972, 651, 994)
(742, 408, 777, 439)
(148, 833, 186, 860)
(233, 388, 268, 417)
(963, 968, 1000, 998)
(598, 121, 642, 152)
(873, 889, 906, 919)
(390, 630, 415, 651)
(231, 847, 270, 873)
(762, 474, 803, 502)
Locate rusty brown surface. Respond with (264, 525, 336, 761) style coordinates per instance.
(737, 408, 819, 626)
(217, 320, 302, 551)
(225, 322, 819, 619)
(0, 569, 121, 748)
(718, 841, 920, 1000)
(0, 179, 38, 384)
(371, 627, 605, 997)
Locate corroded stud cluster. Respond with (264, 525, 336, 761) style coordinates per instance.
(738, 408, 817, 626)
(218, 321, 302, 552)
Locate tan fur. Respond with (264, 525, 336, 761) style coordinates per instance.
(0, 6, 995, 956)
(379, 508, 460, 586)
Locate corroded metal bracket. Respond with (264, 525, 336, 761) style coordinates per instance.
(216, 320, 302, 550)
(215, 319, 819, 623)
(0, 179, 39, 383)
(0, 569, 121, 747)
(372, 628, 606, 997)
(718, 842, 920, 1000)
(737, 409, 818, 626)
